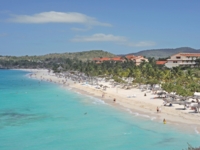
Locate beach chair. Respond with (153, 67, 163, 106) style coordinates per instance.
(132, 94, 136, 98)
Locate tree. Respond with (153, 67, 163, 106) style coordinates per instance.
(195, 58, 200, 67)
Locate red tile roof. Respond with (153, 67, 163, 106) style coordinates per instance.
(126, 55, 136, 59)
(93, 55, 147, 64)
(100, 57, 110, 61)
(111, 57, 123, 61)
(156, 61, 167, 65)
(93, 58, 100, 61)
(180, 53, 200, 57)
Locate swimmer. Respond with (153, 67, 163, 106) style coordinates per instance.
(163, 119, 166, 124)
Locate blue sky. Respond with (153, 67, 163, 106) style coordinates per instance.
(1, 0, 200, 56)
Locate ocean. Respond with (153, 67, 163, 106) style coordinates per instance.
(0, 70, 200, 150)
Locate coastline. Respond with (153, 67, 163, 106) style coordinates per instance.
(21, 69, 200, 133)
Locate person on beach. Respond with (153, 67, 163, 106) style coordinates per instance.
(159, 107, 162, 113)
(157, 107, 159, 113)
(113, 98, 116, 102)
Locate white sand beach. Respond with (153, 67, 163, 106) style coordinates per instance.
(27, 69, 200, 132)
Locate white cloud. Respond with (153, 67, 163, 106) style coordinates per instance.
(6, 11, 112, 27)
(71, 27, 91, 32)
(71, 33, 156, 47)
(71, 33, 127, 42)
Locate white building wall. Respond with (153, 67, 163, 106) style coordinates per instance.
(165, 60, 179, 68)
(165, 53, 198, 68)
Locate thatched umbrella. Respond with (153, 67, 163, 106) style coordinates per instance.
(157, 91, 167, 97)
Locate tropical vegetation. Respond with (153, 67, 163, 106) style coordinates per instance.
(1, 50, 200, 97)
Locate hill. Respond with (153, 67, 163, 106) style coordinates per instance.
(39, 50, 116, 61)
(0, 50, 116, 69)
(0, 50, 116, 61)
(128, 47, 200, 59)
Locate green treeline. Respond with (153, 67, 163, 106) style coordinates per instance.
(1, 51, 200, 97)
(52, 57, 200, 97)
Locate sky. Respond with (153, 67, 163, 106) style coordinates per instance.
(1, 0, 200, 56)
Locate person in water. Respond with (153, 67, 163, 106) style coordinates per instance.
(163, 119, 166, 124)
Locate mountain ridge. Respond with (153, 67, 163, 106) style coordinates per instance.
(1, 47, 200, 60)
(128, 47, 200, 59)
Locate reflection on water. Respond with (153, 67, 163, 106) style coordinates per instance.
(0, 110, 47, 128)
(155, 138, 175, 145)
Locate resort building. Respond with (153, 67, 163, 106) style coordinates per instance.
(165, 53, 200, 68)
(93, 55, 148, 66)
(131, 56, 148, 66)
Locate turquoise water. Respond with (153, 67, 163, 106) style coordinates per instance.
(0, 70, 200, 150)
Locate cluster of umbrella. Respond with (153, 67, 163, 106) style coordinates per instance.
(159, 92, 200, 113)
(138, 84, 200, 113)
(140, 84, 162, 93)
(57, 72, 112, 90)
(56, 72, 200, 113)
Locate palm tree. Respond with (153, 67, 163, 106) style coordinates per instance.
(195, 58, 200, 67)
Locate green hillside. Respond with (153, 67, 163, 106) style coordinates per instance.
(40, 50, 115, 61)
(0, 50, 116, 61)
(0, 50, 116, 69)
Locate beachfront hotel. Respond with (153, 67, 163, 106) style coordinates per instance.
(93, 55, 148, 66)
(165, 53, 200, 68)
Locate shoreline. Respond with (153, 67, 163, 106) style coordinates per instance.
(70, 84, 200, 134)
(19, 69, 200, 134)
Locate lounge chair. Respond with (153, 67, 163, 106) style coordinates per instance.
(132, 94, 136, 98)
